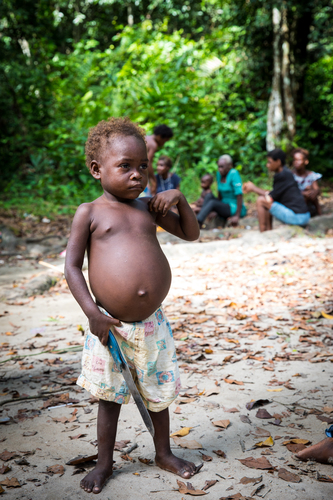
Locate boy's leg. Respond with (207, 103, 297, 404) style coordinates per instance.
(81, 400, 121, 494)
(149, 407, 197, 478)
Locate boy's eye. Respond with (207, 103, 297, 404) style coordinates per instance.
(120, 163, 130, 169)
(140, 163, 148, 170)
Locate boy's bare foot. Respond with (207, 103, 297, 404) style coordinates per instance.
(155, 452, 199, 478)
(295, 438, 333, 464)
(80, 465, 113, 494)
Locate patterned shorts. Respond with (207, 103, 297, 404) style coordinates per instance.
(77, 306, 181, 412)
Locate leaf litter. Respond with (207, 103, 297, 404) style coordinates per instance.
(1, 227, 333, 497)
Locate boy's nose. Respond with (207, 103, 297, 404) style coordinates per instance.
(130, 170, 142, 179)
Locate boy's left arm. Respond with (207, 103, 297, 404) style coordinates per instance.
(149, 190, 200, 241)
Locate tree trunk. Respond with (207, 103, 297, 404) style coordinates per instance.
(266, 7, 284, 151)
(281, 7, 296, 140)
(266, 4, 297, 151)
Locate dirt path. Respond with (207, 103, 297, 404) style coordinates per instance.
(0, 228, 333, 500)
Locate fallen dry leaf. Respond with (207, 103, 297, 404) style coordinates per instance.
(252, 428, 271, 437)
(278, 468, 301, 483)
(220, 494, 255, 500)
(202, 479, 218, 490)
(239, 475, 262, 485)
(177, 480, 207, 496)
(138, 457, 153, 465)
(52, 416, 69, 424)
(213, 450, 226, 458)
(321, 311, 333, 319)
(255, 408, 273, 419)
(254, 436, 274, 448)
(199, 452, 212, 462)
(283, 439, 311, 446)
(246, 399, 270, 411)
(205, 389, 220, 397)
(0, 465, 11, 474)
(240, 415, 251, 424)
(286, 443, 306, 453)
(183, 386, 199, 396)
(42, 393, 79, 408)
(174, 406, 182, 414)
(316, 472, 333, 482)
(66, 454, 98, 465)
(322, 407, 333, 414)
(0, 451, 19, 462)
(237, 456, 273, 470)
(47, 465, 65, 474)
(114, 440, 131, 451)
(223, 376, 244, 385)
(121, 454, 134, 461)
(224, 407, 239, 413)
(69, 433, 87, 440)
(172, 437, 202, 449)
(212, 419, 230, 429)
(177, 397, 198, 404)
(170, 427, 192, 437)
(0, 477, 21, 488)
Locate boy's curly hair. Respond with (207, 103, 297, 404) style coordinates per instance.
(85, 117, 146, 168)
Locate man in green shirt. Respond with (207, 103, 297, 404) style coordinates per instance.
(196, 155, 246, 228)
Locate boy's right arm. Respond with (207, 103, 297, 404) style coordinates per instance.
(65, 204, 121, 346)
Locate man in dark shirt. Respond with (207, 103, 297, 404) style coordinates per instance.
(243, 149, 310, 232)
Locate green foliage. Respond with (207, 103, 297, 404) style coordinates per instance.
(0, 0, 332, 214)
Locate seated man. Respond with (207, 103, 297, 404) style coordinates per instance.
(243, 149, 310, 232)
(292, 147, 322, 216)
(196, 155, 246, 228)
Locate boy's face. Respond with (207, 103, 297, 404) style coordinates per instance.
(90, 135, 148, 200)
(156, 160, 170, 177)
(155, 135, 171, 148)
(200, 176, 212, 189)
(266, 157, 282, 173)
(293, 152, 308, 171)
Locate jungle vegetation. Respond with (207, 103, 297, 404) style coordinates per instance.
(1, 1, 332, 214)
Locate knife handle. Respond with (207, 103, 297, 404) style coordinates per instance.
(108, 330, 125, 372)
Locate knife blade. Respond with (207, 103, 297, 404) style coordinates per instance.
(108, 330, 155, 438)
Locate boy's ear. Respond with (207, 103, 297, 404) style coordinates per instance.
(90, 160, 101, 179)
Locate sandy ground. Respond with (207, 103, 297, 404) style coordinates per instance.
(0, 227, 333, 500)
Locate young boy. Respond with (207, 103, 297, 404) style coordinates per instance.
(65, 117, 200, 494)
(190, 174, 214, 214)
(243, 148, 310, 232)
(145, 124, 174, 195)
(155, 155, 181, 193)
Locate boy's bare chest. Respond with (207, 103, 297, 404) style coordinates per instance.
(91, 204, 156, 239)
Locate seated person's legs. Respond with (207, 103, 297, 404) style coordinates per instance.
(269, 201, 310, 226)
(256, 196, 272, 232)
(197, 199, 231, 225)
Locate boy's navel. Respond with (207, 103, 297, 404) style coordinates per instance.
(138, 290, 147, 297)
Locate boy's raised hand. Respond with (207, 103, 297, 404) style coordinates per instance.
(89, 310, 122, 346)
(148, 189, 182, 216)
